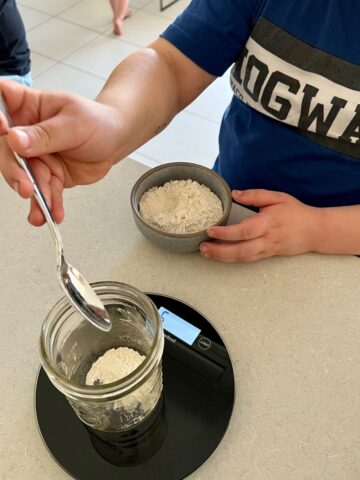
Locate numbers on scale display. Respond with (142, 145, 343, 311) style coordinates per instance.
(159, 307, 201, 346)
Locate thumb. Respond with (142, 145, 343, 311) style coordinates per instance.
(7, 116, 79, 157)
(232, 189, 288, 207)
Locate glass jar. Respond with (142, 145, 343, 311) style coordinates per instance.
(40, 281, 164, 433)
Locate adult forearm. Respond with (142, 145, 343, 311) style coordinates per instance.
(313, 205, 360, 255)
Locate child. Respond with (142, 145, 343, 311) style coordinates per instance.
(4, 0, 360, 262)
(109, 0, 131, 36)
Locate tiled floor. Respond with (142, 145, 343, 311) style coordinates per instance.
(18, 0, 233, 168)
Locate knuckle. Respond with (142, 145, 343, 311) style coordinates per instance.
(212, 247, 230, 262)
(263, 212, 276, 229)
(259, 215, 269, 229)
(34, 125, 51, 149)
(241, 225, 252, 239)
(251, 190, 260, 202)
(238, 245, 254, 260)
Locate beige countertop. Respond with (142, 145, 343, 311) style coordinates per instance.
(1, 158, 360, 480)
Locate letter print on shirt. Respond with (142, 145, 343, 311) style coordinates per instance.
(230, 17, 360, 158)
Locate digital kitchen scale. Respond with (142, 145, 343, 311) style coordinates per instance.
(35, 294, 235, 480)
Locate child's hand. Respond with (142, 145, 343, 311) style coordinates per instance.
(0, 80, 123, 226)
(200, 189, 320, 263)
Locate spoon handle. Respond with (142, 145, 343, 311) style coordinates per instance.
(0, 96, 64, 257)
(13, 150, 64, 251)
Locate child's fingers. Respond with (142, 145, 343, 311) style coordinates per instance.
(28, 197, 46, 226)
(200, 237, 266, 263)
(26, 158, 52, 226)
(0, 137, 34, 196)
(28, 171, 65, 226)
(50, 174, 64, 224)
(232, 189, 288, 207)
(0, 109, 9, 135)
(207, 214, 268, 241)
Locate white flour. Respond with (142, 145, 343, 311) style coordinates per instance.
(86, 347, 145, 386)
(139, 179, 223, 234)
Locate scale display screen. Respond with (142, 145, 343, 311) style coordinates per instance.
(159, 307, 201, 346)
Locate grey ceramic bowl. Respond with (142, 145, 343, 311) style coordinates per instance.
(131, 162, 232, 253)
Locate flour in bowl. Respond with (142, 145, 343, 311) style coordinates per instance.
(86, 347, 145, 386)
(139, 179, 223, 234)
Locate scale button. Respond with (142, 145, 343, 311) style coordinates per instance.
(198, 337, 211, 350)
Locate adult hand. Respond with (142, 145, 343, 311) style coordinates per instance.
(200, 189, 320, 263)
(0, 80, 123, 226)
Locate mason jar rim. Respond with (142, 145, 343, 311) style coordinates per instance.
(39, 281, 164, 401)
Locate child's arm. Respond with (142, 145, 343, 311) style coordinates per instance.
(0, 38, 215, 225)
(311, 204, 360, 255)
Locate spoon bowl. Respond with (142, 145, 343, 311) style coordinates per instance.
(61, 260, 112, 332)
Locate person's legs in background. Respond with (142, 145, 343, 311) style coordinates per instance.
(109, 0, 131, 35)
(0, 0, 32, 87)
(0, 72, 32, 87)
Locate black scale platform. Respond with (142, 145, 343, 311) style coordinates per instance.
(35, 294, 235, 480)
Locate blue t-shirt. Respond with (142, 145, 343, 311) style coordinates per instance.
(161, 0, 360, 208)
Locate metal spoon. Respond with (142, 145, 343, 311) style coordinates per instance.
(0, 96, 112, 332)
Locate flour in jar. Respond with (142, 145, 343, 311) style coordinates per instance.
(139, 179, 223, 234)
(86, 347, 145, 386)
